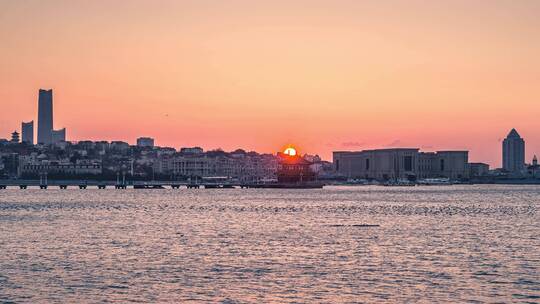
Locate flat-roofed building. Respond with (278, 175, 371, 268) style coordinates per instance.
(334, 148, 419, 180)
(428, 151, 469, 180)
(137, 137, 154, 148)
(171, 156, 211, 177)
(469, 162, 490, 177)
(180, 147, 204, 155)
(19, 158, 102, 176)
(334, 148, 469, 180)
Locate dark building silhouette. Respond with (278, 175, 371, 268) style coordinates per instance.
(37, 89, 53, 145)
(276, 152, 316, 183)
(21, 121, 34, 144)
(52, 128, 66, 144)
(10, 131, 19, 143)
(137, 137, 155, 147)
(502, 128, 525, 173)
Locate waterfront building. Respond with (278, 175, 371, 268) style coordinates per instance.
(171, 156, 211, 177)
(19, 157, 102, 176)
(137, 137, 154, 148)
(423, 151, 469, 180)
(334, 148, 469, 180)
(527, 155, 540, 178)
(277, 152, 316, 183)
(1, 153, 20, 177)
(10, 131, 20, 143)
(37, 89, 54, 145)
(152, 152, 278, 181)
(21, 121, 34, 144)
(334, 148, 419, 180)
(469, 162, 490, 177)
(51, 128, 66, 144)
(502, 129, 525, 173)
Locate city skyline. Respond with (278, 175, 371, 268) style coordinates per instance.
(1, 1, 540, 166)
(0, 88, 537, 168)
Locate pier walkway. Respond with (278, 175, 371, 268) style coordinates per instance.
(0, 180, 323, 189)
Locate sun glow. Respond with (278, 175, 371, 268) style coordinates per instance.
(283, 147, 297, 156)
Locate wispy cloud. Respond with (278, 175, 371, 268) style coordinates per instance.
(341, 141, 365, 147)
(384, 139, 401, 147)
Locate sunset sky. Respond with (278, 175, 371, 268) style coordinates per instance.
(1, 0, 539, 166)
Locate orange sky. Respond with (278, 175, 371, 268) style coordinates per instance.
(1, 0, 539, 166)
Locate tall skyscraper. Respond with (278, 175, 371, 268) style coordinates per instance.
(502, 128, 525, 173)
(21, 121, 34, 144)
(37, 89, 54, 145)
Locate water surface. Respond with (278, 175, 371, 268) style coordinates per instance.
(0, 185, 539, 303)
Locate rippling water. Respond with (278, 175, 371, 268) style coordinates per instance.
(0, 185, 539, 303)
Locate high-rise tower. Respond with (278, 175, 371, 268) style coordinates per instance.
(37, 89, 53, 145)
(502, 128, 525, 173)
(21, 121, 34, 144)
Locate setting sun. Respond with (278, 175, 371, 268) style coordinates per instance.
(283, 147, 297, 156)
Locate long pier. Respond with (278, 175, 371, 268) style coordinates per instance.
(0, 180, 323, 190)
(0, 180, 223, 190)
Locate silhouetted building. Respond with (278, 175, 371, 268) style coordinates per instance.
(137, 137, 154, 147)
(180, 147, 204, 154)
(10, 131, 20, 143)
(469, 162, 490, 177)
(502, 128, 525, 173)
(37, 89, 54, 145)
(110, 141, 130, 152)
(527, 155, 540, 178)
(21, 121, 34, 144)
(51, 128, 66, 144)
(277, 152, 316, 183)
